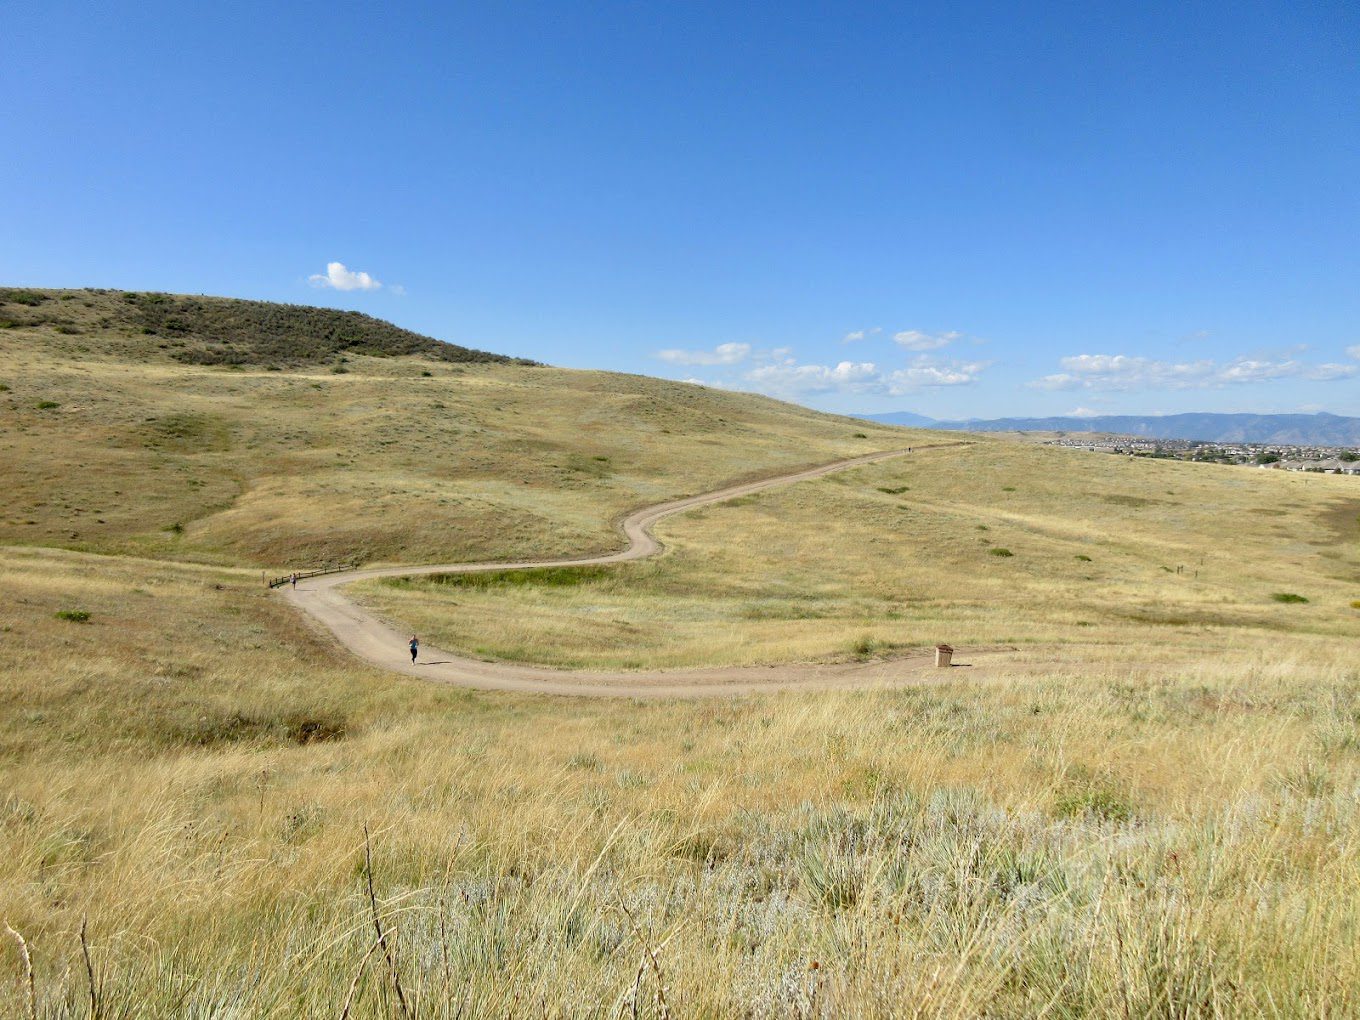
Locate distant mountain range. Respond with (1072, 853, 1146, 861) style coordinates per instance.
(861, 411, 1360, 446)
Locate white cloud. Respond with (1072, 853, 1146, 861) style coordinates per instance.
(1068, 406, 1103, 418)
(893, 329, 961, 352)
(841, 327, 882, 343)
(886, 357, 989, 392)
(745, 360, 882, 396)
(738, 352, 987, 399)
(309, 261, 385, 292)
(1347, 345, 1360, 361)
(1030, 352, 1358, 392)
(1305, 363, 1359, 381)
(655, 342, 751, 366)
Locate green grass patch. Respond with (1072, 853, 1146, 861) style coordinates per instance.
(1053, 784, 1135, 823)
(989, 548, 1014, 557)
(0, 288, 46, 306)
(1272, 592, 1309, 604)
(36, 400, 60, 410)
(55, 610, 91, 623)
(388, 564, 616, 590)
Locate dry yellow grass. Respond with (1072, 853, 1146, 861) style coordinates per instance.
(2, 546, 1358, 1016)
(0, 322, 912, 567)
(4, 295, 1360, 1015)
(354, 438, 1360, 668)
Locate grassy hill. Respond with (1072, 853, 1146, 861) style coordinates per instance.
(0, 286, 530, 367)
(2, 292, 1359, 1015)
(0, 289, 912, 566)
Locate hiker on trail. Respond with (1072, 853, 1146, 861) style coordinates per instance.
(409, 635, 419, 664)
(290, 572, 298, 589)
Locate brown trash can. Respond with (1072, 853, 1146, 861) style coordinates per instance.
(935, 644, 954, 668)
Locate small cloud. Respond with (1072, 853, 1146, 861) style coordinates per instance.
(1305, 363, 1359, 381)
(1068, 406, 1103, 418)
(1028, 352, 1357, 392)
(655, 342, 751, 366)
(893, 329, 961, 352)
(1347, 345, 1360, 360)
(886, 356, 989, 392)
(744, 360, 881, 396)
(841, 327, 882, 343)
(309, 261, 385, 292)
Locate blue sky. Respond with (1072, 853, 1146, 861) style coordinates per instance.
(4, 2, 1357, 419)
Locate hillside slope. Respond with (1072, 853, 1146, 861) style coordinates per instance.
(0, 292, 919, 566)
(0, 286, 530, 367)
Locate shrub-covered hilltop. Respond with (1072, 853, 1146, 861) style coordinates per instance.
(0, 286, 532, 367)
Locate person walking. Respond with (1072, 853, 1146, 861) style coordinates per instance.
(409, 635, 419, 664)
(290, 572, 298, 589)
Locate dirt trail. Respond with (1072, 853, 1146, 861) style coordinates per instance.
(282, 443, 1004, 697)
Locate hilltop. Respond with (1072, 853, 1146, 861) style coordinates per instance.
(0, 286, 532, 367)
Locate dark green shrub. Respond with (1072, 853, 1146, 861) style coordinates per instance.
(0, 289, 45, 306)
(1272, 592, 1308, 604)
(55, 610, 90, 623)
(389, 564, 613, 590)
(36, 400, 59, 409)
(1054, 785, 1135, 822)
(989, 548, 1014, 557)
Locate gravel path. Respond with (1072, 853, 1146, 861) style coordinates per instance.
(281, 443, 1000, 697)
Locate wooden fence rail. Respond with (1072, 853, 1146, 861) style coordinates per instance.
(267, 564, 357, 589)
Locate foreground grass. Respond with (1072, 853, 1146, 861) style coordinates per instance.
(354, 438, 1360, 669)
(3, 547, 1358, 1016)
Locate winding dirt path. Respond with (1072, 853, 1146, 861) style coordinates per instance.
(282, 443, 1003, 697)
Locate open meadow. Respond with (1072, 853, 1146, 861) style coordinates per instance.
(355, 438, 1360, 670)
(2, 290, 1359, 1017)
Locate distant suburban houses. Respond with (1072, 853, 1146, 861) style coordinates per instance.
(1046, 436, 1360, 474)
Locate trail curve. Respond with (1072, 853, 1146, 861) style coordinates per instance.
(282, 443, 996, 697)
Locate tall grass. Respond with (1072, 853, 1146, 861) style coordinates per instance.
(2, 548, 1358, 1015)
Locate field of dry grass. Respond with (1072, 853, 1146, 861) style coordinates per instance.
(0, 305, 910, 568)
(4, 292, 1360, 1015)
(3, 546, 1358, 1017)
(354, 438, 1360, 669)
